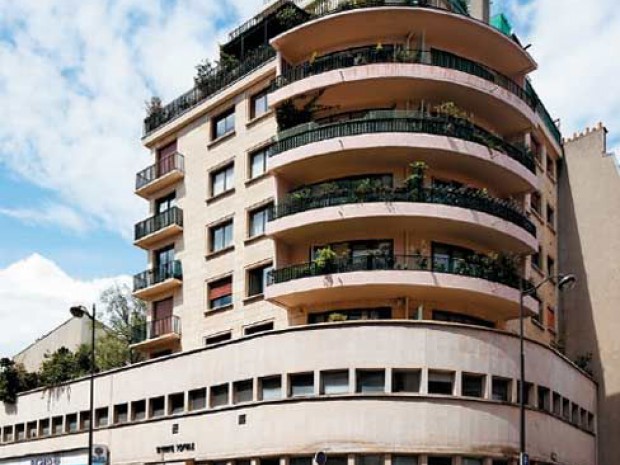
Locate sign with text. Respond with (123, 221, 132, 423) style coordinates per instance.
(0, 446, 109, 465)
(156, 443, 196, 454)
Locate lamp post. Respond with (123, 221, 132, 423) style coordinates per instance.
(70, 304, 97, 465)
(519, 274, 576, 465)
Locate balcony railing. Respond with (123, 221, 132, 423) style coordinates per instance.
(268, 253, 530, 291)
(267, 110, 535, 173)
(270, 183, 536, 236)
(306, 0, 469, 18)
(136, 153, 185, 191)
(134, 261, 183, 292)
(134, 207, 183, 242)
(131, 316, 181, 345)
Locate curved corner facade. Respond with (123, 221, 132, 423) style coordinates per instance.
(1, 2, 594, 465)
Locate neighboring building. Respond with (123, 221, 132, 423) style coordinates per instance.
(0, 1, 598, 465)
(560, 124, 620, 465)
(13, 317, 104, 373)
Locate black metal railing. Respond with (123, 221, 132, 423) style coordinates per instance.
(306, 0, 469, 18)
(134, 207, 183, 242)
(134, 261, 183, 292)
(271, 183, 535, 235)
(136, 153, 185, 191)
(268, 253, 529, 291)
(267, 110, 535, 172)
(131, 316, 181, 344)
(144, 46, 276, 135)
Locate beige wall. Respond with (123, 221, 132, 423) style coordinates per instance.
(560, 124, 620, 465)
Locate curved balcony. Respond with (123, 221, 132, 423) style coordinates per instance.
(134, 207, 183, 249)
(133, 261, 182, 300)
(266, 254, 539, 318)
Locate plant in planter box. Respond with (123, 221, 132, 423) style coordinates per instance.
(313, 247, 339, 272)
(327, 312, 348, 323)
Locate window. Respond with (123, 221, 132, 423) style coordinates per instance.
(233, 380, 254, 404)
(427, 458, 452, 465)
(189, 388, 207, 411)
(208, 276, 233, 310)
(250, 148, 268, 179)
(463, 459, 483, 465)
(79, 411, 91, 431)
(492, 377, 512, 402)
(259, 376, 282, 400)
(210, 221, 234, 252)
(492, 461, 509, 465)
(248, 264, 273, 297)
(432, 310, 494, 329)
(39, 418, 50, 437)
(213, 107, 235, 139)
(150, 397, 165, 418)
(546, 204, 555, 227)
(553, 392, 562, 416)
(546, 154, 556, 179)
(517, 382, 533, 406)
(132, 400, 146, 421)
(249, 204, 271, 238)
(309, 307, 392, 324)
(537, 386, 550, 411)
(532, 247, 543, 270)
(572, 404, 580, 425)
(95, 408, 109, 427)
(251, 89, 269, 119)
(392, 369, 421, 393)
(531, 192, 542, 215)
(211, 164, 234, 197)
(211, 384, 230, 407)
(462, 373, 485, 398)
(563, 398, 571, 419)
(52, 416, 63, 435)
(169, 393, 185, 415)
(244, 321, 274, 336)
(290, 458, 313, 465)
(114, 404, 129, 424)
(356, 369, 385, 393)
(531, 137, 542, 165)
(205, 331, 232, 345)
(321, 370, 349, 395)
(15, 424, 25, 441)
(289, 373, 315, 397)
(547, 307, 556, 332)
(392, 456, 418, 465)
(357, 456, 383, 465)
(428, 371, 454, 395)
(587, 412, 595, 431)
(26, 421, 37, 439)
(547, 256, 556, 277)
(260, 459, 280, 465)
(156, 191, 176, 214)
(2, 426, 13, 443)
(66, 414, 78, 433)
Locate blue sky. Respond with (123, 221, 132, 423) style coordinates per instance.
(0, 0, 618, 356)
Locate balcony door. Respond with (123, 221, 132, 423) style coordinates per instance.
(152, 298, 173, 338)
(156, 140, 177, 177)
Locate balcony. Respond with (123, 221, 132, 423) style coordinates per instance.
(266, 254, 539, 318)
(130, 316, 181, 353)
(134, 207, 184, 249)
(135, 153, 185, 198)
(133, 261, 183, 300)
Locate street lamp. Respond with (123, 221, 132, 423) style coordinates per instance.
(519, 274, 576, 465)
(70, 304, 97, 465)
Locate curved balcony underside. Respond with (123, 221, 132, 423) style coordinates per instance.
(269, 64, 537, 136)
(271, 7, 536, 76)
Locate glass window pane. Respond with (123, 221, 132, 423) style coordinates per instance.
(211, 384, 229, 407)
(463, 459, 483, 465)
(428, 371, 454, 395)
(260, 376, 282, 400)
(392, 457, 418, 465)
(234, 380, 254, 404)
(357, 456, 383, 465)
(322, 370, 349, 394)
(393, 370, 421, 393)
(356, 370, 385, 393)
(251, 150, 266, 178)
(290, 373, 314, 397)
(189, 388, 207, 411)
(462, 374, 485, 398)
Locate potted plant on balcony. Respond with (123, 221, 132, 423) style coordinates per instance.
(327, 312, 348, 323)
(313, 247, 339, 273)
(276, 5, 306, 29)
(406, 161, 428, 200)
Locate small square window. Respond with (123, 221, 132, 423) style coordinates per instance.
(210, 221, 234, 252)
(462, 373, 485, 398)
(66, 414, 78, 433)
(392, 369, 421, 393)
(248, 264, 273, 297)
(357, 455, 383, 465)
(463, 459, 483, 465)
(321, 370, 349, 395)
(392, 456, 418, 465)
(244, 321, 274, 336)
(289, 372, 315, 397)
(251, 89, 269, 119)
(189, 388, 207, 411)
(95, 408, 109, 427)
(250, 148, 269, 179)
(213, 107, 235, 139)
(356, 369, 385, 393)
(114, 404, 129, 424)
(208, 276, 233, 310)
(52, 416, 63, 435)
(233, 379, 254, 404)
(211, 164, 234, 197)
(517, 381, 534, 406)
(39, 419, 50, 437)
(428, 371, 454, 395)
(132, 400, 146, 421)
(249, 204, 272, 238)
(211, 384, 230, 407)
(149, 397, 165, 418)
(492, 377, 512, 402)
(169, 392, 185, 415)
(259, 376, 282, 401)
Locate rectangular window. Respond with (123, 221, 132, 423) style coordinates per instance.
(52, 416, 63, 435)
(562, 398, 571, 419)
(546, 204, 555, 227)
(26, 421, 37, 439)
(156, 191, 176, 214)
(492, 461, 509, 465)
(169, 392, 185, 415)
(531, 137, 542, 165)
(211, 384, 230, 407)
(427, 458, 452, 465)
(66, 414, 78, 433)
(39, 418, 50, 437)
(213, 107, 235, 139)
(587, 412, 594, 431)
(259, 376, 282, 401)
(532, 247, 543, 270)
(462, 373, 485, 398)
(517, 381, 533, 406)
(463, 459, 483, 465)
(251, 89, 269, 119)
(553, 392, 562, 416)
(260, 459, 280, 465)
(547, 256, 556, 277)
(392, 456, 418, 465)
(211, 164, 234, 197)
(249, 204, 271, 238)
(289, 372, 315, 397)
(250, 148, 268, 179)
(572, 404, 580, 425)
(547, 154, 556, 179)
(79, 411, 90, 431)
(205, 331, 232, 345)
(492, 377, 512, 402)
(290, 458, 313, 465)
(248, 264, 273, 297)
(309, 307, 392, 324)
(428, 371, 455, 395)
(210, 221, 234, 252)
(321, 370, 349, 395)
(189, 388, 207, 411)
(15, 424, 25, 441)
(2, 426, 13, 443)
(233, 380, 254, 404)
(537, 386, 550, 411)
(208, 276, 233, 310)
(150, 397, 165, 418)
(432, 310, 494, 328)
(357, 456, 383, 465)
(114, 404, 129, 424)
(531, 192, 542, 215)
(131, 400, 146, 421)
(392, 369, 421, 393)
(356, 369, 385, 393)
(95, 408, 109, 427)
(244, 321, 274, 336)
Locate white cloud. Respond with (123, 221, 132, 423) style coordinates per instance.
(0, 203, 90, 233)
(0, 254, 130, 357)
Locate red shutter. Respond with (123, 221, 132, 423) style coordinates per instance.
(156, 140, 177, 176)
(210, 278, 232, 299)
(153, 297, 173, 320)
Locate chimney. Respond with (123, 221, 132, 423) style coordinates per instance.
(468, 0, 490, 23)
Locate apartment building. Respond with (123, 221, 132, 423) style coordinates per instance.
(0, 1, 598, 464)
